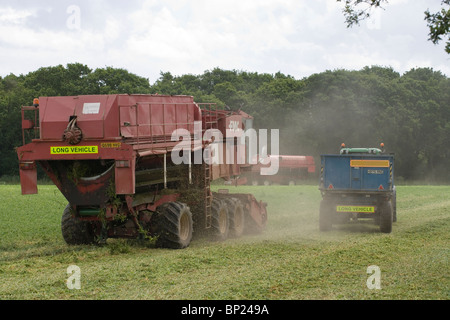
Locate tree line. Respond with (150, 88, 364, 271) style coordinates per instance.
(1, 63, 449, 183)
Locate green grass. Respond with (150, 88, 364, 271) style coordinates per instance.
(0, 184, 448, 300)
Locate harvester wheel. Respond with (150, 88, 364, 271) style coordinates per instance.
(319, 199, 333, 231)
(379, 200, 393, 233)
(211, 199, 229, 241)
(61, 204, 96, 245)
(225, 198, 245, 238)
(153, 202, 193, 249)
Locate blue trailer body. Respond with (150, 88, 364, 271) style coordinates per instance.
(319, 148, 395, 233)
(320, 154, 394, 192)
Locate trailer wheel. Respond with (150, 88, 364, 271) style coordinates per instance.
(154, 202, 193, 249)
(392, 187, 397, 222)
(225, 198, 245, 238)
(61, 204, 96, 245)
(211, 199, 229, 241)
(379, 200, 393, 233)
(319, 199, 333, 231)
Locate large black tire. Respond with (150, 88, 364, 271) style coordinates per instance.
(225, 198, 245, 238)
(379, 200, 393, 233)
(153, 202, 193, 249)
(392, 187, 397, 222)
(319, 199, 333, 231)
(61, 204, 97, 245)
(211, 198, 229, 241)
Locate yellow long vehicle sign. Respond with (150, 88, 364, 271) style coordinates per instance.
(336, 206, 375, 213)
(50, 146, 99, 154)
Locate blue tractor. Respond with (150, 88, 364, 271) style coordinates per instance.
(319, 143, 396, 233)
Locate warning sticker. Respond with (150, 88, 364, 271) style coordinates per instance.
(82, 102, 101, 114)
(101, 142, 122, 148)
(50, 146, 98, 154)
(336, 206, 375, 213)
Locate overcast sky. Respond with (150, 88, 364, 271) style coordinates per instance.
(0, 0, 448, 83)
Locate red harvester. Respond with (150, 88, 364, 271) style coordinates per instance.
(17, 94, 267, 248)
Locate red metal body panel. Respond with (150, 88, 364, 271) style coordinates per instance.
(18, 94, 203, 195)
(18, 94, 250, 195)
(37, 94, 200, 142)
(118, 95, 201, 140)
(18, 161, 38, 195)
(18, 139, 135, 195)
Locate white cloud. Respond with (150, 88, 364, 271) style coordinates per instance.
(0, 6, 108, 74)
(0, 1, 448, 82)
(0, 7, 35, 24)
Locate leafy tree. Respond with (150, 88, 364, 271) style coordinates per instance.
(0, 64, 449, 183)
(338, 0, 386, 27)
(397, 68, 450, 180)
(85, 66, 151, 94)
(337, 0, 450, 53)
(212, 81, 246, 109)
(424, 0, 450, 53)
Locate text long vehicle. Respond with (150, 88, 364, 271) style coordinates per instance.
(50, 146, 99, 154)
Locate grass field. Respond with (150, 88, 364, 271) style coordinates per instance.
(0, 184, 448, 300)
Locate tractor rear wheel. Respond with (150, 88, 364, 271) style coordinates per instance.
(153, 201, 193, 249)
(225, 198, 245, 238)
(61, 204, 97, 245)
(392, 187, 397, 222)
(211, 199, 229, 241)
(379, 200, 393, 233)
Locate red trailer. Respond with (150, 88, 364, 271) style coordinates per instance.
(17, 94, 267, 248)
(235, 154, 315, 186)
